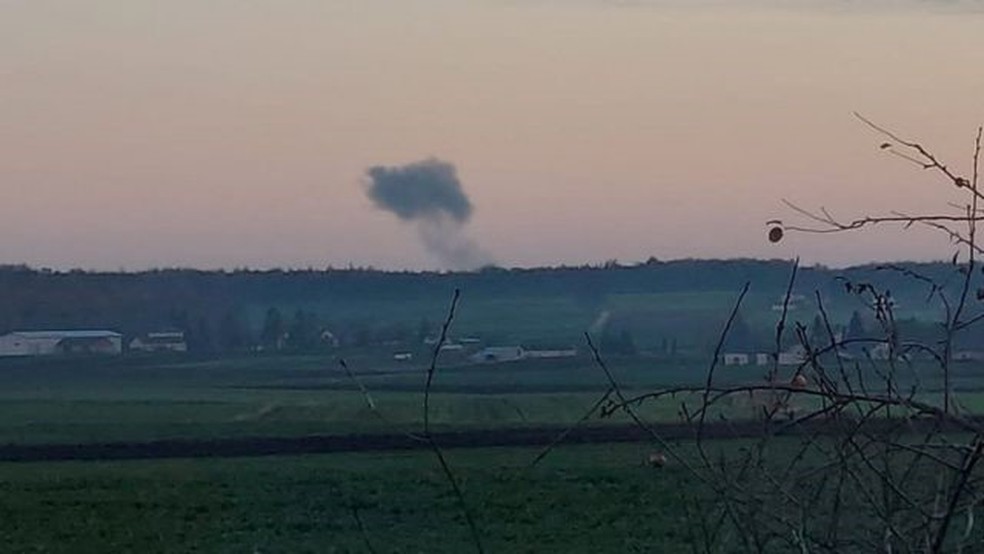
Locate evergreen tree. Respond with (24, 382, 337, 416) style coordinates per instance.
(188, 316, 214, 354)
(809, 314, 827, 347)
(846, 311, 865, 340)
(722, 312, 756, 353)
(218, 310, 249, 352)
(260, 307, 285, 351)
(845, 310, 866, 354)
(416, 318, 432, 345)
(287, 310, 319, 351)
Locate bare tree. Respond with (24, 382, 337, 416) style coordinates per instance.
(578, 116, 984, 552)
(343, 117, 984, 552)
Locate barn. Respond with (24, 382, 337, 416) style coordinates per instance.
(0, 330, 123, 357)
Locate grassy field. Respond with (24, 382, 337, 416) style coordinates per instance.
(0, 443, 700, 553)
(5, 435, 977, 552)
(0, 352, 981, 446)
(0, 353, 983, 551)
(0, 353, 738, 445)
(0, 390, 686, 445)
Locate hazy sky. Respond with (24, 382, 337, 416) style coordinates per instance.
(3, 0, 984, 270)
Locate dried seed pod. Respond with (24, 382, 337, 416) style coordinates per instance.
(768, 226, 784, 243)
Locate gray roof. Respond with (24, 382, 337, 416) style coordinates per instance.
(7, 330, 122, 339)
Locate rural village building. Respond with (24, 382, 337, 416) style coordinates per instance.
(470, 346, 577, 364)
(723, 353, 750, 366)
(777, 345, 808, 366)
(129, 331, 187, 353)
(0, 330, 123, 357)
(952, 351, 984, 362)
(724, 348, 808, 367)
(471, 346, 525, 363)
(524, 348, 577, 359)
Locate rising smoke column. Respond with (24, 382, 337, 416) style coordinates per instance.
(365, 158, 493, 270)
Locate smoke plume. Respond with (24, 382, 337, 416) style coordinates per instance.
(365, 158, 493, 269)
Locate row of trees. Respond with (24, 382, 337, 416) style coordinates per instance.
(0, 259, 964, 338)
(166, 308, 331, 354)
(719, 307, 984, 356)
(168, 308, 443, 355)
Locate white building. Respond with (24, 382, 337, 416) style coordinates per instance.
(953, 351, 984, 362)
(524, 348, 577, 359)
(129, 332, 187, 353)
(439, 343, 464, 352)
(0, 330, 123, 357)
(777, 345, 808, 366)
(470, 346, 525, 363)
(723, 353, 750, 366)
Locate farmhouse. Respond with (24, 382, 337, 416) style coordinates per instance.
(129, 331, 187, 353)
(0, 330, 123, 357)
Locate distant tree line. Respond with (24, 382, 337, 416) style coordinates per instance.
(0, 260, 976, 355)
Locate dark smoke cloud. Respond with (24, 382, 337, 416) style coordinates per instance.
(365, 158, 493, 270)
(366, 159, 472, 223)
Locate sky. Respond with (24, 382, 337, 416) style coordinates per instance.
(3, 0, 984, 271)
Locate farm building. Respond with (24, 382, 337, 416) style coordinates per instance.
(439, 343, 464, 352)
(777, 345, 808, 366)
(0, 330, 123, 357)
(723, 353, 750, 366)
(470, 346, 525, 363)
(524, 348, 577, 359)
(129, 331, 187, 353)
(952, 351, 984, 362)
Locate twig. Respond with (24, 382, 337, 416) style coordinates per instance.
(420, 289, 485, 554)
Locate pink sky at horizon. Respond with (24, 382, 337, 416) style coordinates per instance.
(2, 1, 984, 271)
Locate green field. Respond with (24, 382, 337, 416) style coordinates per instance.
(0, 444, 701, 553)
(3, 436, 979, 552)
(0, 353, 980, 446)
(0, 353, 723, 445)
(1, 352, 983, 552)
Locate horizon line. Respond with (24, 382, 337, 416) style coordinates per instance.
(0, 256, 955, 276)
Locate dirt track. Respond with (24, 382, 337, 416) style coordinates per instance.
(0, 417, 973, 462)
